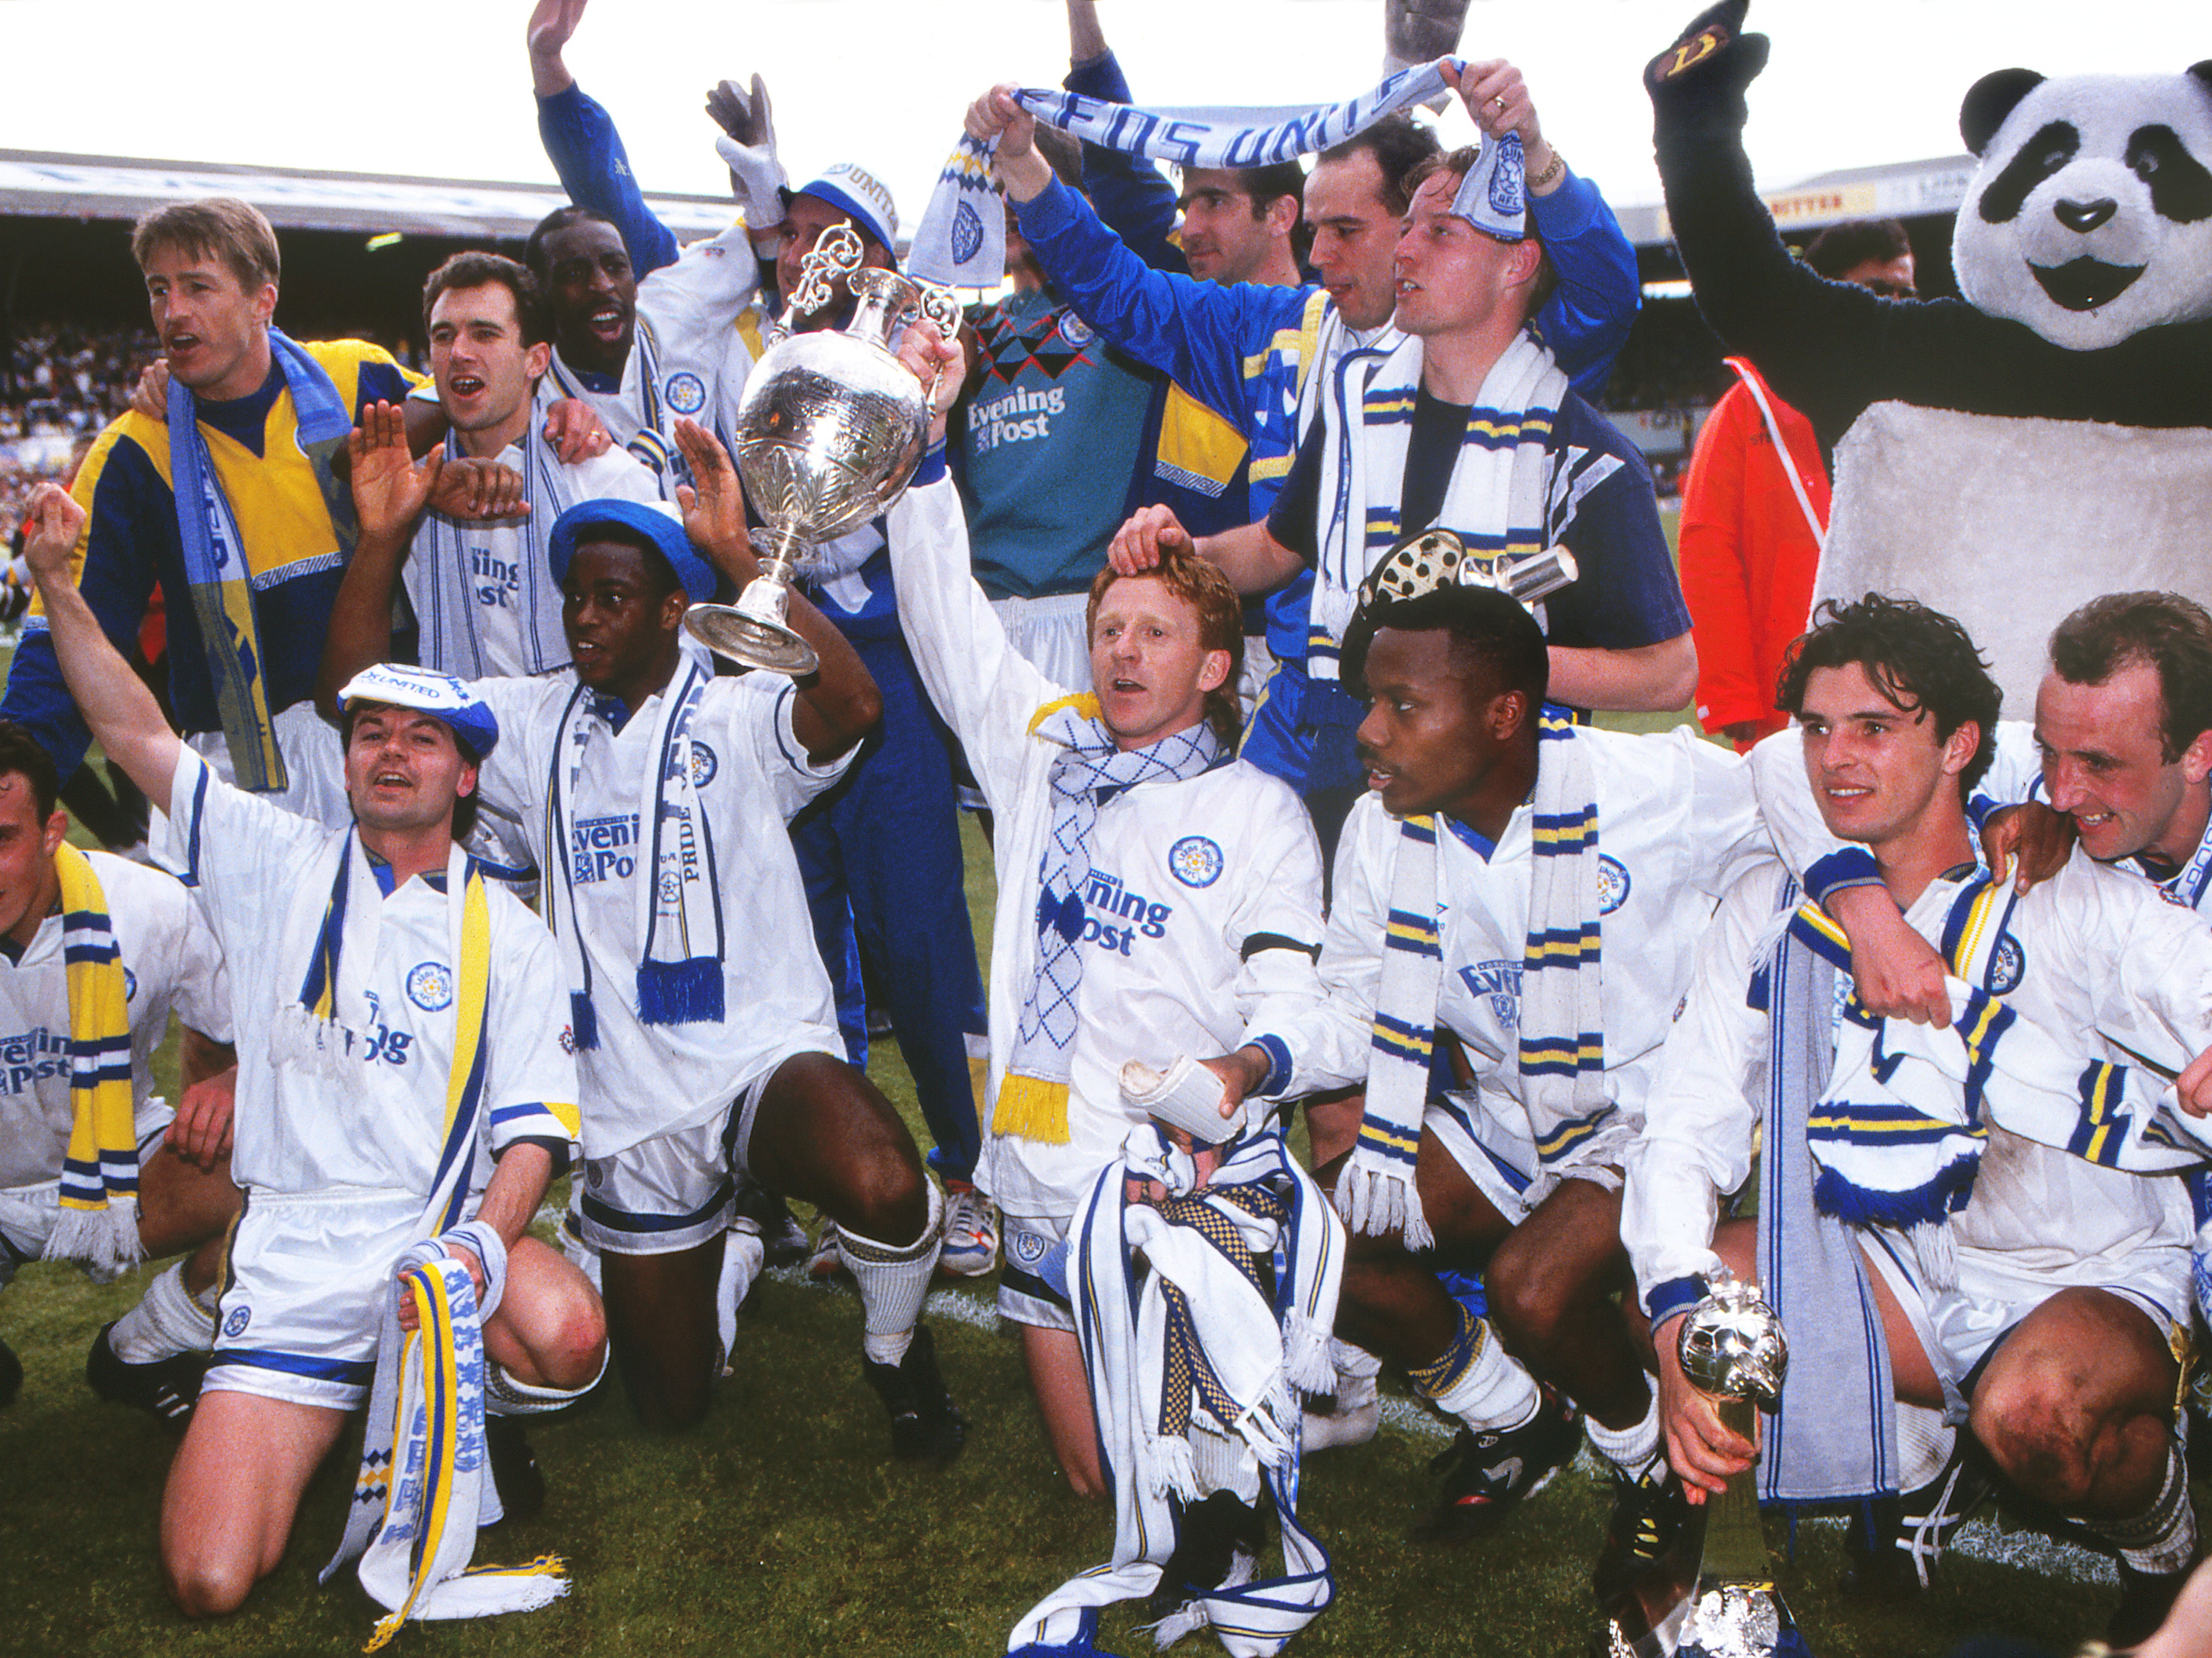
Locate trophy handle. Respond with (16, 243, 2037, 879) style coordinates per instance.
(913, 283, 966, 407)
(771, 221, 866, 341)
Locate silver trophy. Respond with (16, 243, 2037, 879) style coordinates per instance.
(683, 222, 964, 675)
(1603, 1274, 1809, 1658)
(1361, 528, 1578, 615)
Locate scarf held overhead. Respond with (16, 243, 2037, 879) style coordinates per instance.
(909, 59, 1526, 290)
(997, 695, 1224, 1146)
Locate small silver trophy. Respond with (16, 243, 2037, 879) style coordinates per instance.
(1601, 1274, 1810, 1658)
(1673, 1276, 1808, 1658)
(683, 222, 964, 675)
(1362, 528, 1578, 615)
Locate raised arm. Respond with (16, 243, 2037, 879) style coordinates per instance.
(17, 485, 181, 813)
(528, 0, 680, 276)
(316, 402, 451, 718)
(1060, 12, 1183, 274)
(671, 420, 879, 761)
(967, 86, 1305, 420)
(1644, 2, 1915, 451)
(1457, 58, 1640, 399)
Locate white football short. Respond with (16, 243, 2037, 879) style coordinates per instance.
(0, 1100, 177, 1290)
(1860, 1225, 2187, 1415)
(988, 593, 1094, 694)
(205, 1185, 462, 1412)
(999, 1210, 1074, 1332)
(576, 1043, 838, 1257)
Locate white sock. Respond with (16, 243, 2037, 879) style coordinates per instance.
(1585, 1390, 1663, 1482)
(2101, 1438, 2198, 1576)
(1896, 1402, 1956, 1493)
(838, 1179, 943, 1369)
(110, 1261, 213, 1363)
(1329, 1336, 1383, 1405)
(1412, 1310, 1540, 1434)
(485, 1350, 607, 1416)
(716, 1223, 766, 1377)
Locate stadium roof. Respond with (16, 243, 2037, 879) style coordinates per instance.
(4, 144, 1979, 258)
(1616, 153, 1977, 249)
(0, 149, 740, 242)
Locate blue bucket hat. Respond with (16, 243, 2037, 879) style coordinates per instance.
(548, 497, 719, 605)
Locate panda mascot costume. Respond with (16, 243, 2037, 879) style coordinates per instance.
(1646, 0, 2212, 710)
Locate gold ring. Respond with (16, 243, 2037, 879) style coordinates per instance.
(1492, 95, 1507, 111)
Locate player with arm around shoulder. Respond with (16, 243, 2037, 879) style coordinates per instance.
(1628, 595, 2212, 1644)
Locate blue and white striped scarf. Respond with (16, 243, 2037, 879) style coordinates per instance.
(909, 59, 1524, 290)
(323, 1225, 569, 1650)
(996, 698, 1223, 1145)
(168, 328, 353, 793)
(1750, 879, 1898, 1507)
(1310, 332, 1575, 680)
(541, 650, 722, 1050)
(1008, 1127, 1342, 1658)
(1341, 712, 1602, 1249)
(1795, 876, 2020, 1286)
(411, 385, 574, 678)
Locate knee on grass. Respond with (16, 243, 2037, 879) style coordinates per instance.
(1972, 1377, 2103, 1508)
(164, 1547, 264, 1620)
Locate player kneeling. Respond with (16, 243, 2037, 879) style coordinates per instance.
(882, 322, 1329, 1514)
(319, 412, 964, 1457)
(19, 480, 608, 1621)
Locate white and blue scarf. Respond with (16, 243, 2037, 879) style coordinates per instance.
(411, 385, 574, 678)
(910, 61, 1525, 290)
(1797, 877, 2020, 1287)
(1753, 870, 2204, 1501)
(542, 650, 722, 1050)
(277, 832, 495, 1237)
(1748, 881, 1900, 1508)
(996, 698, 1224, 1145)
(1341, 712, 1605, 1249)
(168, 328, 352, 793)
(323, 1224, 569, 1651)
(1311, 331, 1572, 676)
(548, 316, 674, 492)
(1007, 1127, 1342, 1658)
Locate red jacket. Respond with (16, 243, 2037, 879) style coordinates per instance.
(1678, 358, 1831, 747)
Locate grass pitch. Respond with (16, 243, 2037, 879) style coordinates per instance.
(0, 551, 2151, 1656)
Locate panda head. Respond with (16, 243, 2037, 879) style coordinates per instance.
(1954, 67, 2212, 351)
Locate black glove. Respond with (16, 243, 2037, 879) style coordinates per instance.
(1645, 0, 1770, 129)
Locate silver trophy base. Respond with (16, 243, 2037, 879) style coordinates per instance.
(683, 603, 820, 676)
